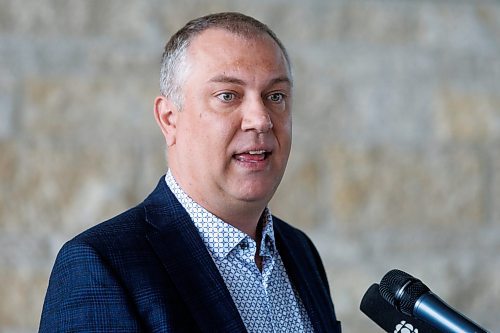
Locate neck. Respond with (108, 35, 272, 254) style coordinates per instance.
(214, 205, 266, 240)
(190, 192, 266, 239)
(168, 168, 267, 240)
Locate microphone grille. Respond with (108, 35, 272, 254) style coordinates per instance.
(379, 269, 413, 305)
(379, 269, 430, 315)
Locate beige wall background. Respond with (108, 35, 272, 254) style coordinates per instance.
(1, 0, 499, 331)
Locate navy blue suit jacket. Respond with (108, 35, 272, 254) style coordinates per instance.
(40, 177, 341, 332)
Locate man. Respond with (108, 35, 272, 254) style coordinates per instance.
(40, 12, 341, 332)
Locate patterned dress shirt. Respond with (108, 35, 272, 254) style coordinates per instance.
(165, 171, 314, 332)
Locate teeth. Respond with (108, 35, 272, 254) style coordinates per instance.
(248, 150, 266, 155)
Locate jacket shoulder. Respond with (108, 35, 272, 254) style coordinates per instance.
(40, 211, 145, 332)
(73, 205, 145, 244)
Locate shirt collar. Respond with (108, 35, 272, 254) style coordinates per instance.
(165, 170, 276, 259)
(259, 209, 276, 258)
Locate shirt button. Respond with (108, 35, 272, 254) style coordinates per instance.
(240, 241, 248, 250)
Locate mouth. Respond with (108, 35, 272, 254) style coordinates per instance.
(234, 150, 272, 163)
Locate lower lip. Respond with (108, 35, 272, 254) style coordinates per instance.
(233, 154, 270, 170)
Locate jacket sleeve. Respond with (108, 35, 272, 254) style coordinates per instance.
(39, 239, 143, 333)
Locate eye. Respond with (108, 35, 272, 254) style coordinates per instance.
(267, 93, 285, 103)
(216, 92, 236, 102)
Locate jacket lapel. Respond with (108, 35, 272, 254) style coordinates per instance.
(143, 178, 246, 333)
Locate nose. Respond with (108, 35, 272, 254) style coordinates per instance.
(241, 97, 273, 133)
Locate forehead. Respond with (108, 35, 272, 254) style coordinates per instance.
(186, 28, 291, 81)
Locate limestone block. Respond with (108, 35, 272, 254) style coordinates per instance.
(260, 1, 422, 44)
(417, 2, 500, 52)
(435, 88, 500, 143)
(0, 79, 16, 140)
(270, 152, 326, 229)
(273, 142, 486, 229)
(0, 141, 20, 230)
(0, 76, 164, 234)
(0, 269, 47, 328)
(325, 144, 484, 226)
(492, 147, 500, 224)
(21, 76, 155, 144)
(290, 42, 437, 151)
(0, 0, 156, 39)
(335, 1, 421, 44)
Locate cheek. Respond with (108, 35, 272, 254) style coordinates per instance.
(274, 115, 292, 140)
(197, 113, 239, 154)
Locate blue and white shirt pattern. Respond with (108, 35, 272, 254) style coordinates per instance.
(165, 171, 314, 333)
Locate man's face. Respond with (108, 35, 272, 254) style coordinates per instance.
(168, 28, 292, 214)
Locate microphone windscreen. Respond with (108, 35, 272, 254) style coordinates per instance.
(360, 283, 440, 333)
(379, 269, 430, 315)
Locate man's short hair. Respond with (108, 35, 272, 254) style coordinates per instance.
(160, 12, 291, 109)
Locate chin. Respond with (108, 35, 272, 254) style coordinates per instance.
(234, 183, 277, 204)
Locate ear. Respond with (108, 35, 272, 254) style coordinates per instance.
(154, 95, 178, 146)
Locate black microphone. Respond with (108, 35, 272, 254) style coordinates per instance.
(361, 283, 441, 332)
(379, 269, 489, 333)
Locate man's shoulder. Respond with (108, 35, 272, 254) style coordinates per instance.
(67, 204, 147, 252)
(67, 176, 174, 249)
(82, 204, 145, 233)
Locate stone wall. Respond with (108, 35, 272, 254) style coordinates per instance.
(1, 0, 499, 331)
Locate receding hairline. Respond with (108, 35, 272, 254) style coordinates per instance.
(187, 27, 293, 83)
(162, 12, 292, 72)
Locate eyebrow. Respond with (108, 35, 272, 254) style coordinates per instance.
(208, 75, 292, 87)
